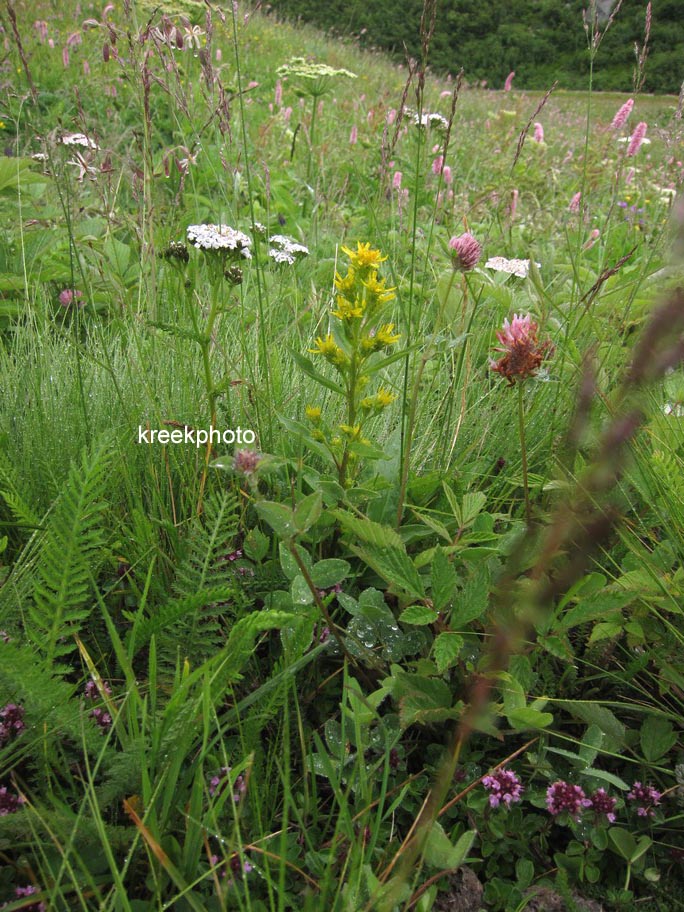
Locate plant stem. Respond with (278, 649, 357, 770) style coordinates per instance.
(517, 382, 532, 525)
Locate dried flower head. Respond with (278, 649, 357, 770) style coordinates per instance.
(490, 313, 553, 385)
(448, 232, 482, 272)
(161, 241, 189, 263)
(482, 767, 524, 808)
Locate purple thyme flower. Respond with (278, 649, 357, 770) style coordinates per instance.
(84, 679, 112, 700)
(0, 786, 26, 816)
(448, 232, 482, 272)
(627, 781, 662, 818)
(0, 703, 25, 745)
(546, 781, 592, 822)
(482, 767, 524, 808)
(90, 708, 112, 731)
(611, 98, 634, 130)
(589, 788, 617, 823)
(11, 886, 45, 912)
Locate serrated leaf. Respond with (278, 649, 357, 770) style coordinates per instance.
(588, 621, 623, 644)
(399, 605, 438, 625)
(431, 548, 458, 612)
(579, 724, 603, 766)
(433, 632, 463, 673)
(351, 542, 425, 600)
(451, 568, 489, 628)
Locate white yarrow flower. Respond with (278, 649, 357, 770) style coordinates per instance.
(186, 224, 253, 257)
(484, 257, 541, 278)
(60, 132, 99, 150)
(410, 111, 449, 129)
(268, 234, 309, 264)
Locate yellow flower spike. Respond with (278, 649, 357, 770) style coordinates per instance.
(341, 242, 387, 270)
(305, 405, 322, 423)
(361, 323, 401, 352)
(308, 333, 349, 368)
(376, 387, 397, 408)
(332, 295, 365, 320)
(362, 272, 396, 304)
(339, 424, 363, 440)
(334, 268, 356, 295)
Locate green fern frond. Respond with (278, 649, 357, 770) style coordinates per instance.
(27, 444, 111, 666)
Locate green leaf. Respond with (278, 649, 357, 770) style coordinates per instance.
(433, 632, 463, 673)
(351, 542, 425, 600)
(294, 492, 322, 533)
(243, 528, 269, 562)
(640, 716, 676, 763)
(507, 708, 554, 731)
(256, 501, 296, 539)
(588, 621, 623, 644)
(333, 511, 404, 549)
(291, 351, 345, 394)
(516, 858, 534, 889)
(554, 701, 627, 752)
(399, 605, 438, 625)
(291, 574, 314, 605)
(451, 568, 489, 628)
(581, 769, 629, 790)
(431, 548, 458, 612)
(311, 558, 351, 589)
(608, 828, 651, 863)
(579, 724, 603, 766)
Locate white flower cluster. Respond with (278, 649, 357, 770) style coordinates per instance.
(186, 224, 252, 257)
(410, 111, 449, 130)
(268, 234, 309, 265)
(484, 257, 541, 278)
(276, 57, 357, 82)
(60, 132, 99, 150)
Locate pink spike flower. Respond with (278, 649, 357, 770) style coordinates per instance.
(611, 98, 634, 130)
(627, 122, 648, 156)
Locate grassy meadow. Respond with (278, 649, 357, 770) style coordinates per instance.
(1, 0, 684, 909)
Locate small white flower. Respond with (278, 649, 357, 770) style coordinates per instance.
(663, 402, 684, 417)
(268, 234, 309, 264)
(484, 257, 541, 278)
(409, 111, 448, 129)
(186, 224, 252, 256)
(60, 132, 99, 150)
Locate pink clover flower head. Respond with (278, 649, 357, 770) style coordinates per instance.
(0, 786, 26, 816)
(482, 767, 524, 808)
(533, 122, 544, 143)
(504, 71, 515, 92)
(627, 781, 662, 818)
(233, 449, 261, 476)
(59, 288, 84, 308)
(496, 313, 534, 348)
(627, 122, 648, 157)
(448, 232, 482, 272)
(546, 780, 592, 821)
(589, 788, 617, 823)
(569, 191, 581, 212)
(611, 98, 634, 130)
(0, 703, 25, 745)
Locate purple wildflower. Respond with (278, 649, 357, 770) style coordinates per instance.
(0, 786, 25, 816)
(90, 708, 112, 731)
(58, 288, 84, 308)
(504, 71, 515, 92)
(448, 232, 482, 272)
(84, 679, 112, 700)
(546, 781, 592, 822)
(533, 122, 544, 143)
(11, 886, 45, 912)
(589, 788, 617, 823)
(627, 781, 661, 818)
(482, 767, 524, 808)
(611, 98, 634, 130)
(569, 191, 581, 212)
(0, 703, 25, 745)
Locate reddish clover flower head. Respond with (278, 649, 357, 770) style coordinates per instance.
(0, 786, 26, 816)
(0, 703, 25, 745)
(58, 288, 84, 308)
(627, 781, 661, 818)
(490, 313, 553, 386)
(233, 449, 262, 476)
(611, 98, 634, 130)
(589, 788, 617, 823)
(546, 780, 592, 821)
(482, 767, 524, 808)
(448, 232, 482, 272)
